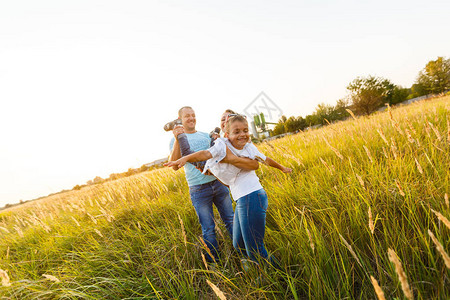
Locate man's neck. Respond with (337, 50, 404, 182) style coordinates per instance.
(184, 129, 197, 134)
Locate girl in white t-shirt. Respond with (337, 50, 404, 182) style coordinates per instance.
(166, 114, 288, 264)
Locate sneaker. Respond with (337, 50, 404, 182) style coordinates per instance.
(163, 119, 182, 131)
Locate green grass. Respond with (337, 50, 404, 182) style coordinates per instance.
(0, 96, 449, 299)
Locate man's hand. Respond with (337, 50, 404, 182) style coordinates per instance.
(173, 125, 185, 139)
(221, 147, 259, 170)
(221, 147, 237, 164)
(164, 157, 188, 169)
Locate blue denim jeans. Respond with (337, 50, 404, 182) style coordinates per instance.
(233, 189, 269, 262)
(189, 179, 234, 262)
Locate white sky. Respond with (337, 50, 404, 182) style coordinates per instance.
(1, 0, 449, 206)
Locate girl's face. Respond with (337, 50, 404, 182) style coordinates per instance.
(225, 120, 250, 149)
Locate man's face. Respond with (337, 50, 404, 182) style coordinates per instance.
(180, 108, 196, 131)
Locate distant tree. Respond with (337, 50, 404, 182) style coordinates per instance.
(391, 86, 410, 104)
(86, 180, 94, 186)
(296, 116, 307, 131)
(416, 56, 450, 94)
(93, 176, 104, 184)
(298, 116, 307, 130)
(305, 113, 319, 127)
(334, 98, 350, 120)
(381, 80, 397, 105)
(285, 116, 306, 132)
(109, 173, 120, 180)
(284, 117, 297, 133)
(409, 82, 428, 98)
(272, 123, 285, 136)
(73, 185, 82, 190)
(347, 75, 396, 115)
(126, 168, 138, 177)
(313, 103, 337, 125)
(272, 115, 287, 136)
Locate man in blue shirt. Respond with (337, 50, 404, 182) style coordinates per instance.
(169, 106, 258, 262)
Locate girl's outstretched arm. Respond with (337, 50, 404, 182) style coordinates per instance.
(165, 150, 213, 169)
(264, 157, 292, 173)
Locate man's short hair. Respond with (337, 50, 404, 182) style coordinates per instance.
(178, 106, 193, 118)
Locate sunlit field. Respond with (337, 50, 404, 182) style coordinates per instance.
(1, 96, 449, 299)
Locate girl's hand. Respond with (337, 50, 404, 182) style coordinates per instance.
(281, 166, 293, 173)
(164, 161, 177, 168)
(164, 157, 188, 169)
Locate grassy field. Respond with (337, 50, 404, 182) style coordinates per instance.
(0, 96, 449, 299)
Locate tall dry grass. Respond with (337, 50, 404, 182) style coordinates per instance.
(0, 95, 449, 299)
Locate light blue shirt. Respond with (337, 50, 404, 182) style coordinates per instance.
(170, 131, 216, 187)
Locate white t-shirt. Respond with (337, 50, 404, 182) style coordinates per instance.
(203, 138, 266, 200)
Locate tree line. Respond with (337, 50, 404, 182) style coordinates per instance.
(272, 56, 450, 136)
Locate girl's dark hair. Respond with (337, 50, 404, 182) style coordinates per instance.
(224, 109, 236, 114)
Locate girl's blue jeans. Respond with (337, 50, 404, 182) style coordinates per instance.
(233, 189, 269, 262)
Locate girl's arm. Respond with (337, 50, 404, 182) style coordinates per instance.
(165, 150, 212, 169)
(221, 147, 259, 170)
(264, 157, 292, 173)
